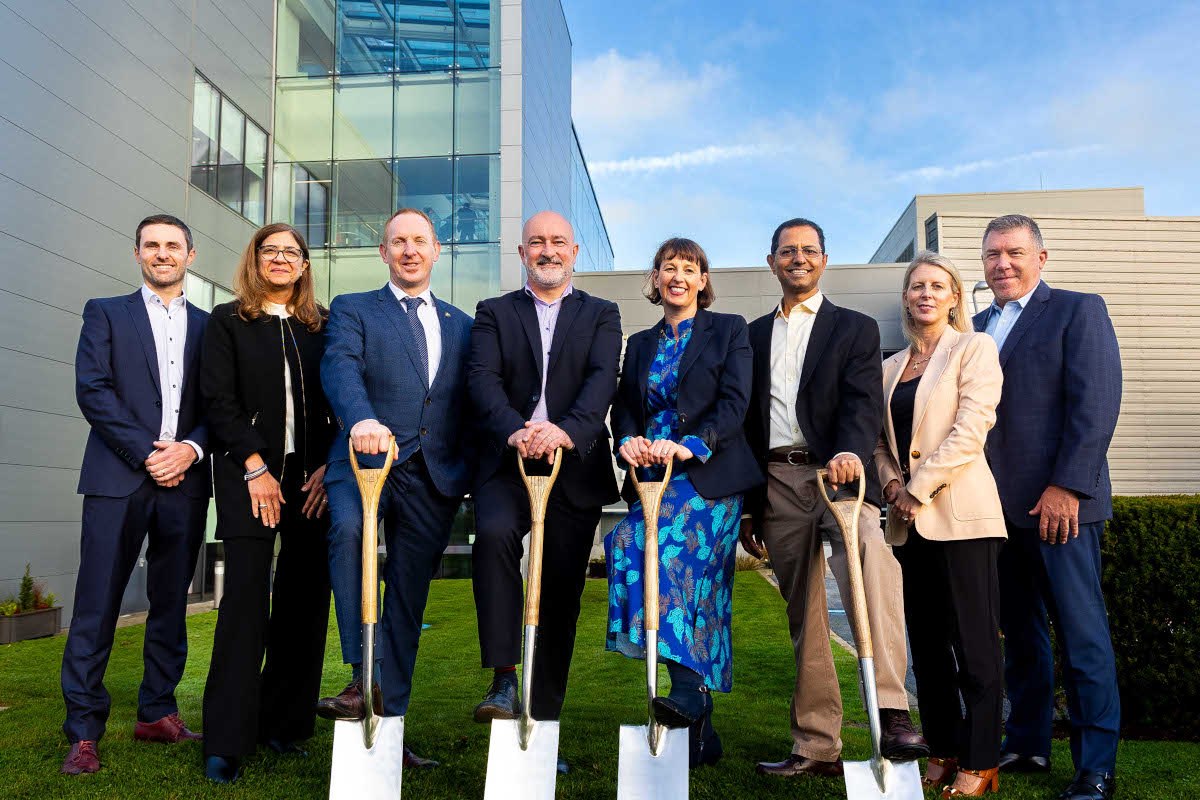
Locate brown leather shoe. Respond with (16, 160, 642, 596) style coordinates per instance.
(403, 745, 438, 769)
(315, 679, 383, 721)
(941, 766, 999, 797)
(134, 713, 202, 743)
(61, 740, 100, 774)
(755, 754, 844, 777)
(880, 708, 929, 761)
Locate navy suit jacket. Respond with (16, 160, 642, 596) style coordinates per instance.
(321, 286, 474, 498)
(75, 291, 211, 499)
(744, 297, 886, 524)
(468, 287, 622, 509)
(973, 280, 1122, 527)
(611, 309, 762, 503)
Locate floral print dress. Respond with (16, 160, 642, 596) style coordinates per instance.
(604, 318, 743, 692)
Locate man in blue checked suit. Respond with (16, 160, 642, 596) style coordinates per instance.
(974, 215, 1122, 800)
(316, 208, 472, 768)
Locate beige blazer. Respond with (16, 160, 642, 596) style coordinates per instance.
(874, 328, 1006, 546)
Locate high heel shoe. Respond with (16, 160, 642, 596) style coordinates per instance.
(941, 766, 999, 797)
(924, 756, 959, 787)
(688, 706, 722, 768)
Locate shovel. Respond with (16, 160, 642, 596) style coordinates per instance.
(815, 469, 922, 800)
(483, 448, 563, 800)
(329, 438, 407, 800)
(617, 458, 689, 800)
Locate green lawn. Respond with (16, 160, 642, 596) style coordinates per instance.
(0, 575, 1195, 799)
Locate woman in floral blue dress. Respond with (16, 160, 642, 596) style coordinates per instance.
(606, 238, 763, 767)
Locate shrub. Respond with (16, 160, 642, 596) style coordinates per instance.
(0, 598, 17, 617)
(18, 564, 34, 612)
(1102, 495, 1200, 740)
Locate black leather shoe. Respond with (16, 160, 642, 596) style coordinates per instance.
(689, 708, 722, 768)
(474, 672, 521, 723)
(653, 688, 712, 729)
(880, 708, 929, 761)
(556, 758, 569, 775)
(403, 745, 438, 769)
(264, 739, 308, 756)
(1059, 771, 1115, 800)
(205, 755, 241, 783)
(998, 751, 1051, 772)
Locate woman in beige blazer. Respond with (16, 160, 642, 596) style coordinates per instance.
(874, 251, 1005, 798)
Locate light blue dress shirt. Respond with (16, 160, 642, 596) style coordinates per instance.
(524, 281, 573, 423)
(984, 281, 1041, 351)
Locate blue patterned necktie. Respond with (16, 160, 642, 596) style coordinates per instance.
(400, 295, 429, 382)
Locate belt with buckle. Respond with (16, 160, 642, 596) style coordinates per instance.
(768, 448, 815, 466)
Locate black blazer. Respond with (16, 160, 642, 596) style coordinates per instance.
(745, 298, 885, 525)
(468, 287, 622, 509)
(612, 309, 763, 504)
(201, 302, 336, 539)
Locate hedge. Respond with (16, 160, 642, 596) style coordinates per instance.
(1102, 495, 1200, 739)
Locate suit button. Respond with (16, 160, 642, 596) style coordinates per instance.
(425, 397, 432, 405)
(680, 413, 688, 423)
(911, 450, 921, 459)
(155, 400, 162, 408)
(531, 393, 540, 403)
(421, 427, 429, 436)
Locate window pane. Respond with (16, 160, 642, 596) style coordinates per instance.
(395, 1, 455, 73)
(455, 0, 498, 69)
(338, 0, 396, 74)
(272, 161, 332, 247)
(330, 248, 387, 297)
(454, 69, 499, 154)
(394, 157, 453, 241)
(214, 285, 235, 306)
(333, 159, 395, 247)
(275, 77, 333, 163)
(453, 154, 498, 242)
(334, 75, 393, 161)
(452, 242, 499, 313)
(217, 98, 246, 214)
(276, 0, 335, 77)
(190, 75, 219, 194)
(243, 122, 268, 225)
(184, 273, 215, 311)
(395, 72, 453, 157)
(308, 249, 331, 305)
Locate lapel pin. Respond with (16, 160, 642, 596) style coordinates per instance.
(444, 311, 450, 317)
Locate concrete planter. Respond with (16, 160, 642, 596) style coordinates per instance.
(0, 606, 63, 644)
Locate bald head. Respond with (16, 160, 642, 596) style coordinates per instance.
(519, 210, 578, 297)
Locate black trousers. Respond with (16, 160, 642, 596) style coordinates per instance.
(893, 531, 1003, 770)
(202, 456, 331, 758)
(61, 481, 207, 743)
(471, 460, 601, 720)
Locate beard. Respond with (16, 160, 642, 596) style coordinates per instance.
(527, 259, 569, 289)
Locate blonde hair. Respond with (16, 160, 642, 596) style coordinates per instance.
(899, 250, 970, 345)
(233, 223, 324, 332)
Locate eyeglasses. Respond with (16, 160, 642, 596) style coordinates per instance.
(775, 246, 824, 262)
(258, 245, 304, 263)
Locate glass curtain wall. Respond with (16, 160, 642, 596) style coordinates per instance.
(274, 0, 501, 309)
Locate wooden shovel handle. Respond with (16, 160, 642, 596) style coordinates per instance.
(815, 468, 872, 658)
(517, 448, 562, 626)
(627, 459, 674, 632)
(350, 438, 395, 624)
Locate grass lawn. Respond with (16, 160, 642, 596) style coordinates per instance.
(1, 574, 1196, 799)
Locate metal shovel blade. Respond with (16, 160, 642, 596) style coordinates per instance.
(483, 718, 560, 800)
(328, 715, 406, 800)
(843, 758, 923, 800)
(617, 724, 689, 800)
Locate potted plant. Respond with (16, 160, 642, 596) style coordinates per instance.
(0, 564, 63, 644)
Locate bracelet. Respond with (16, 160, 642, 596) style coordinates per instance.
(244, 464, 269, 481)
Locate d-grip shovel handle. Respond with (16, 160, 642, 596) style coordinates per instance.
(517, 448, 562, 627)
(815, 468, 872, 659)
(349, 438, 395, 625)
(627, 460, 674, 632)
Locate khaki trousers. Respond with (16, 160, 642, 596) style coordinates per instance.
(761, 460, 909, 761)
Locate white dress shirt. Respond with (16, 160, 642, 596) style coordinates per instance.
(768, 292, 823, 450)
(140, 285, 202, 461)
(264, 302, 296, 455)
(388, 282, 442, 385)
(524, 282, 573, 423)
(984, 281, 1041, 351)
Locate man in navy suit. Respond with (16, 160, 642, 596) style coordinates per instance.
(316, 208, 472, 768)
(467, 211, 622, 771)
(61, 214, 211, 775)
(974, 215, 1122, 800)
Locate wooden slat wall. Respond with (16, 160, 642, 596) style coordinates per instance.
(936, 213, 1200, 495)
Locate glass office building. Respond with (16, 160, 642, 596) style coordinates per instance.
(270, 0, 612, 314)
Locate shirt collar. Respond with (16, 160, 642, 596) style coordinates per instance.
(141, 284, 185, 308)
(388, 282, 433, 308)
(524, 281, 573, 307)
(775, 291, 824, 320)
(988, 280, 1040, 316)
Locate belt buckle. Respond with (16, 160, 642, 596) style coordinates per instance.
(786, 449, 807, 466)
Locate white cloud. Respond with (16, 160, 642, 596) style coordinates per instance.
(589, 143, 776, 176)
(893, 145, 1105, 182)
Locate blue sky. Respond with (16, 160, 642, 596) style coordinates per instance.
(560, 0, 1200, 268)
